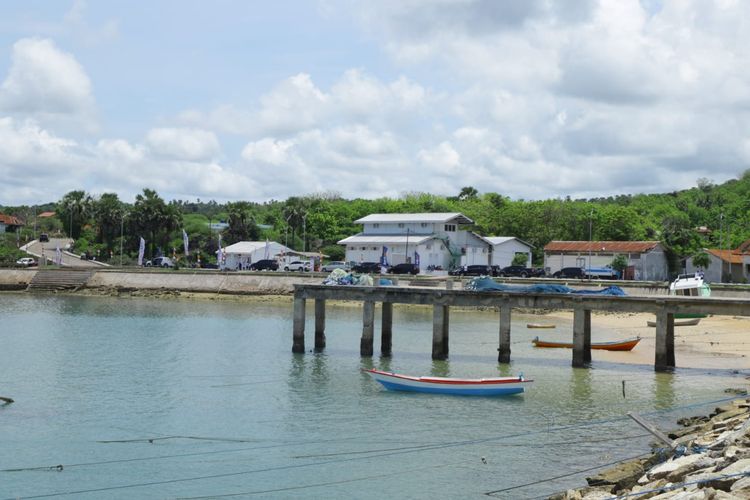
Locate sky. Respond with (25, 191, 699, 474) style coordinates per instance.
(1, 0, 749, 206)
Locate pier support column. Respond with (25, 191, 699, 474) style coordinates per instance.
(654, 309, 675, 372)
(361, 301, 375, 357)
(432, 304, 450, 360)
(572, 308, 591, 367)
(497, 302, 512, 363)
(292, 297, 306, 353)
(314, 299, 326, 351)
(381, 302, 393, 357)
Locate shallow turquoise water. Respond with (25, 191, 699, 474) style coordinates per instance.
(0, 293, 747, 499)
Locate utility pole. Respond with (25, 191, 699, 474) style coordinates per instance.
(302, 213, 307, 253)
(588, 209, 594, 271)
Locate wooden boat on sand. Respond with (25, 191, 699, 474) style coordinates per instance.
(527, 323, 556, 329)
(363, 369, 532, 396)
(646, 318, 701, 327)
(532, 336, 641, 351)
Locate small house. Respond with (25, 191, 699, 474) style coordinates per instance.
(0, 214, 23, 233)
(543, 241, 668, 281)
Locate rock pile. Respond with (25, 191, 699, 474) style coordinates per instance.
(553, 399, 750, 499)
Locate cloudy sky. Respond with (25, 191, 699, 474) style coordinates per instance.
(1, 0, 749, 206)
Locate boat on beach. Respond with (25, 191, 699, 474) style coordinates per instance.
(532, 336, 641, 351)
(363, 369, 532, 396)
(527, 323, 556, 329)
(646, 318, 701, 327)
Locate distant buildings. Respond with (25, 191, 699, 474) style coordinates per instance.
(543, 241, 669, 281)
(338, 213, 533, 272)
(685, 240, 750, 283)
(0, 214, 23, 233)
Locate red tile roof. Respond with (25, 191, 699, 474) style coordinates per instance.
(705, 249, 746, 264)
(543, 241, 661, 253)
(38, 211, 56, 218)
(0, 214, 23, 226)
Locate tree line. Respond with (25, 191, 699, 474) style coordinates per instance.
(2, 169, 749, 270)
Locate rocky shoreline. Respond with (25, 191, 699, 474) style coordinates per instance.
(553, 398, 750, 499)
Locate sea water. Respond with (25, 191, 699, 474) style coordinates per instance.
(0, 293, 746, 499)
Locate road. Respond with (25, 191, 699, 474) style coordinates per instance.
(21, 238, 109, 268)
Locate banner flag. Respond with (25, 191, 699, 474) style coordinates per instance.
(182, 229, 189, 256)
(138, 237, 145, 266)
(217, 234, 224, 268)
(55, 246, 62, 266)
(380, 246, 389, 266)
(264, 238, 270, 259)
(414, 251, 420, 267)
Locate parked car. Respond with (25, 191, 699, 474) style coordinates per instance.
(388, 263, 419, 275)
(321, 261, 350, 272)
(352, 262, 381, 273)
(497, 265, 545, 278)
(249, 259, 279, 271)
(552, 267, 585, 279)
(39, 233, 49, 242)
(16, 257, 37, 267)
(284, 260, 311, 272)
(145, 256, 175, 268)
(449, 265, 493, 276)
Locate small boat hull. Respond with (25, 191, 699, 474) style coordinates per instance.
(532, 337, 640, 351)
(527, 323, 556, 329)
(364, 369, 532, 396)
(647, 318, 701, 327)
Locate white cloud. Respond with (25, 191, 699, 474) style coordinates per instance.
(0, 38, 95, 118)
(145, 128, 220, 161)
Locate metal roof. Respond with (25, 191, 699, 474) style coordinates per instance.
(543, 241, 661, 253)
(705, 248, 746, 264)
(482, 236, 534, 249)
(222, 241, 292, 254)
(0, 214, 23, 226)
(354, 213, 474, 224)
(338, 234, 435, 245)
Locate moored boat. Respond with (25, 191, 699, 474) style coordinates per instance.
(527, 323, 556, 329)
(646, 318, 701, 327)
(532, 336, 640, 351)
(363, 369, 532, 396)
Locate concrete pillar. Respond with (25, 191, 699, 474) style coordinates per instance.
(446, 279, 454, 290)
(314, 298, 326, 351)
(292, 297, 306, 353)
(442, 305, 450, 357)
(572, 308, 592, 367)
(361, 300, 375, 357)
(497, 303, 512, 363)
(655, 309, 675, 371)
(432, 304, 449, 360)
(381, 302, 393, 357)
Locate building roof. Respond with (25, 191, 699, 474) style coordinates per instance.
(354, 213, 474, 225)
(544, 241, 661, 253)
(222, 241, 292, 255)
(482, 236, 534, 249)
(705, 248, 746, 264)
(38, 211, 56, 218)
(338, 234, 435, 245)
(0, 214, 23, 226)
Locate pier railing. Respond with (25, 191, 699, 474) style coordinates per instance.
(292, 283, 750, 371)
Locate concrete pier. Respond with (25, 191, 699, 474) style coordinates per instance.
(292, 284, 750, 371)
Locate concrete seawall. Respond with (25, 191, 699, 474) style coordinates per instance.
(1, 268, 748, 297)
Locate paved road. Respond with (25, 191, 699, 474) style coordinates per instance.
(21, 238, 109, 268)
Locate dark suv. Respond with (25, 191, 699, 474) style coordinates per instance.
(498, 266, 545, 278)
(449, 265, 493, 276)
(552, 267, 585, 279)
(388, 263, 419, 275)
(352, 262, 381, 273)
(249, 259, 279, 271)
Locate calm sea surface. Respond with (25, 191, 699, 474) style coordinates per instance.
(0, 293, 746, 499)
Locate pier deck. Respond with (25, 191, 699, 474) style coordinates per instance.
(292, 283, 750, 371)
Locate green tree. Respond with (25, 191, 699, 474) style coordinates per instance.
(224, 202, 260, 244)
(692, 252, 711, 270)
(92, 193, 124, 249)
(611, 254, 629, 276)
(56, 190, 93, 240)
(131, 189, 180, 257)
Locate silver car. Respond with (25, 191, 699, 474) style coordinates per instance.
(321, 261, 349, 272)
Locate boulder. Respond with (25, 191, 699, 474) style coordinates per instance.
(648, 454, 714, 481)
(587, 458, 647, 491)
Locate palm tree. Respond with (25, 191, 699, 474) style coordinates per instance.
(56, 190, 93, 240)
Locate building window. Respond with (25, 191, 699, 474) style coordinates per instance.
(472, 247, 477, 253)
(426, 244, 432, 250)
(373, 223, 379, 228)
(398, 223, 405, 228)
(482, 248, 486, 253)
(361, 246, 366, 251)
(372, 247, 377, 251)
(421, 223, 428, 228)
(444, 224, 456, 232)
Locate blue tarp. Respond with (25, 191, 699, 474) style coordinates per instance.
(465, 277, 626, 296)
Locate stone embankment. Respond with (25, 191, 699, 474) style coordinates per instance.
(554, 398, 750, 499)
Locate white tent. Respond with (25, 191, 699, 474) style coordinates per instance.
(221, 241, 293, 270)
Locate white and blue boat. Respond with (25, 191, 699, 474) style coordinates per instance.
(364, 369, 532, 396)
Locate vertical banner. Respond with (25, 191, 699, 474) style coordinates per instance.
(138, 237, 145, 266)
(55, 246, 62, 266)
(414, 251, 420, 267)
(182, 229, 189, 256)
(380, 246, 388, 266)
(264, 238, 270, 259)
(217, 234, 223, 269)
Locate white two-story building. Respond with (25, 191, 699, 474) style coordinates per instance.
(338, 213, 490, 271)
